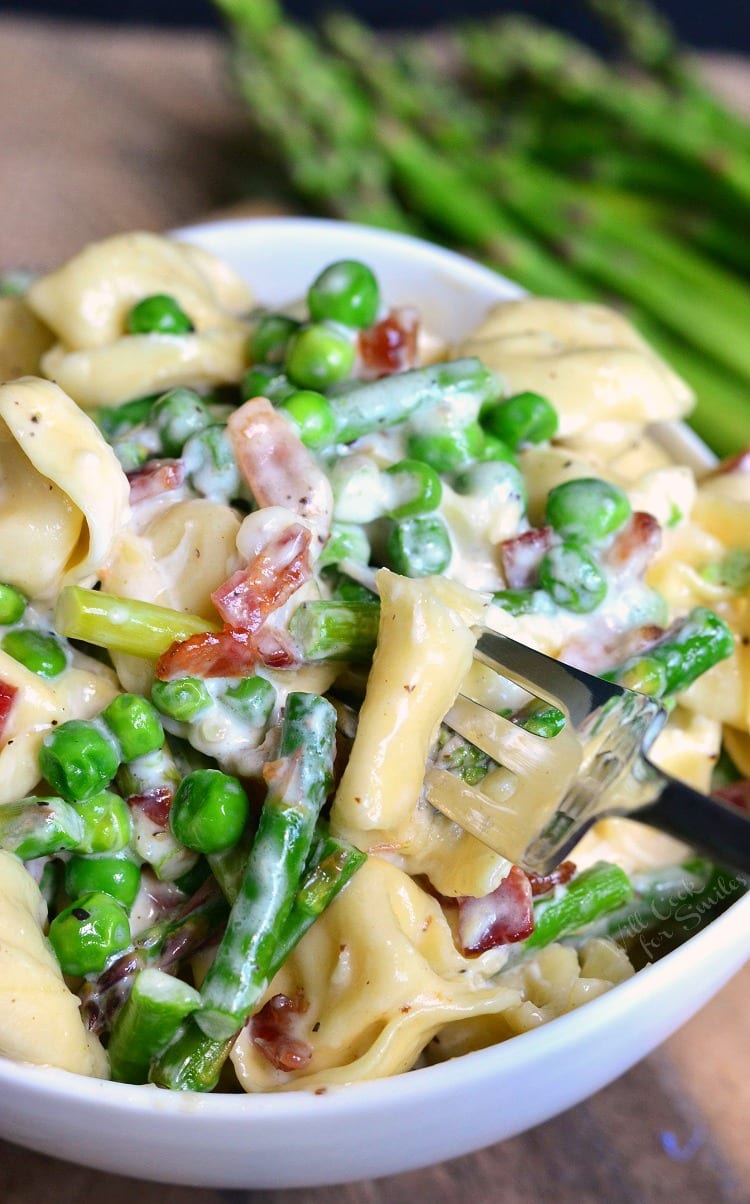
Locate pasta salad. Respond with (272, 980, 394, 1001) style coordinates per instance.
(0, 230, 747, 1093)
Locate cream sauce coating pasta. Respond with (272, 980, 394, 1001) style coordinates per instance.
(231, 856, 521, 1091)
(27, 232, 253, 408)
(458, 298, 693, 441)
(0, 376, 129, 598)
(331, 569, 513, 897)
(0, 850, 107, 1076)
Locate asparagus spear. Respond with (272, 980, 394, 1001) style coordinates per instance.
(218, 0, 416, 231)
(107, 969, 201, 1084)
(612, 606, 735, 698)
(328, 357, 501, 443)
(79, 878, 229, 1033)
(585, 0, 750, 156)
(459, 16, 750, 212)
(152, 831, 365, 1090)
(289, 600, 379, 663)
(196, 692, 337, 1041)
(55, 586, 217, 661)
(523, 861, 633, 951)
(0, 792, 131, 860)
(474, 154, 750, 382)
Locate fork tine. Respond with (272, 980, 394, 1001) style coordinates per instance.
(474, 629, 621, 725)
(444, 695, 545, 773)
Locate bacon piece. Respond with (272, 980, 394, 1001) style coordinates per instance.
(228, 398, 332, 544)
(713, 780, 750, 812)
(211, 523, 312, 631)
(0, 681, 18, 741)
(526, 860, 577, 898)
(249, 992, 313, 1073)
(604, 511, 661, 577)
(155, 624, 298, 680)
(127, 459, 186, 504)
(358, 306, 419, 377)
(127, 786, 173, 829)
(500, 526, 555, 590)
(456, 865, 534, 955)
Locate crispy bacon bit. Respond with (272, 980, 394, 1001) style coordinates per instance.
(127, 786, 173, 828)
(604, 511, 661, 577)
(499, 526, 555, 590)
(155, 624, 299, 681)
(713, 780, 750, 812)
(249, 993, 313, 1073)
(211, 524, 312, 631)
(0, 681, 18, 741)
(456, 865, 535, 955)
(127, 459, 186, 504)
(227, 398, 332, 542)
(526, 860, 577, 898)
(358, 307, 420, 377)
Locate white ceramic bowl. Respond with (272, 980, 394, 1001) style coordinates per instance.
(0, 218, 747, 1188)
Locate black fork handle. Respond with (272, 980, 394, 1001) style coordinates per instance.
(638, 765, 750, 877)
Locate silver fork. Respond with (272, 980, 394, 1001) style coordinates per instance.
(425, 628, 750, 877)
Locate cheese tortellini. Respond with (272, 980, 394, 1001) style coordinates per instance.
(27, 232, 253, 408)
(0, 851, 107, 1075)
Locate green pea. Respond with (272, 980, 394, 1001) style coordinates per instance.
(151, 388, 213, 456)
(407, 422, 484, 474)
(248, 313, 301, 364)
(384, 459, 443, 519)
(151, 677, 213, 723)
(95, 394, 159, 439)
(48, 891, 131, 977)
(74, 789, 132, 854)
(127, 294, 193, 335)
(386, 515, 452, 577)
(101, 694, 164, 763)
(222, 675, 276, 726)
(453, 460, 526, 508)
(39, 721, 120, 802)
(545, 477, 632, 542)
(284, 323, 355, 390)
(476, 433, 517, 466)
(539, 541, 607, 613)
(492, 588, 538, 616)
(328, 573, 378, 604)
(0, 583, 26, 625)
(170, 769, 249, 854)
(65, 854, 141, 909)
(1, 629, 66, 678)
(482, 391, 558, 449)
(278, 390, 337, 448)
(241, 364, 294, 403)
(318, 523, 371, 570)
(182, 425, 241, 503)
(520, 704, 566, 738)
(307, 260, 380, 328)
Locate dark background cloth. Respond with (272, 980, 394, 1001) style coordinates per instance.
(3, 0, 749, 51)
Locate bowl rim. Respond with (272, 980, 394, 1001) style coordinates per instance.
(1, 215, 747, 1116)
(1, 881, 747, 1116)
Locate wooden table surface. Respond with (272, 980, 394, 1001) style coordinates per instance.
(0, 16, 748, 1202)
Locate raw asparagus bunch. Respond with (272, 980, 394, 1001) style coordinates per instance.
(212, 0, 750, 455)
